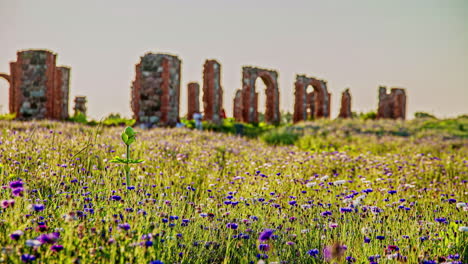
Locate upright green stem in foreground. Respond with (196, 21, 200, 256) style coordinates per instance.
(125, 144, 130, 186)
(110, 126, 144, 188)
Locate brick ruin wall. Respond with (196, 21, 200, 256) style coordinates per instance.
(338, 88, 352, 118)
(187, 82, 200, 120)
(239, 67, 280, 124)
(131, 53, 181, 127)
(0, 50, 71, 120)
(377, 86, 406, 120)
(203, 60, 223, 124)
(293, 75, 330, 122)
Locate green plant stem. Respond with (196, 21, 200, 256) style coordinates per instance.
(126, 144, 130, 187)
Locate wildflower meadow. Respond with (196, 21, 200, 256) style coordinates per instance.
(0, 120, 466, 264)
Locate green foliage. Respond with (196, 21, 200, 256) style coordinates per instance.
(261, 128, 300, 146)
(110, 126, 144, 187)
(414, 111, 437, 119)
(101, 113, 135, 127)
(68, 112, 87, 123)
(359, 111, 377, 120)
(0, 113, 16, 121)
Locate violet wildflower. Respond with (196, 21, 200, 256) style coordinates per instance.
(258, 229, 274, 241)
(51, 244, 64, 252)
(10, 230, 24, 240)
(307, 249, 319, 257)
(118, 223, 131, 231)
(258, 243, 271, 251)
(21, 254, 36, 263)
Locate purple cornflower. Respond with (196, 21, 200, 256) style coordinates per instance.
(321, 211, 332, 217)
(51, 244, 64, 252)
(149, 261, 164, 264)
(435, 217, 447, 223)
(110, 195, 121, 201)
(21, 254, 36, 263)
(340, 207, 353, 213)
(346, 256, 356, 263)
(226, 223, 238, 230)
(258, 243, 271, 251)
(258, 229, 275, 241)
(9, 180, 24, 189)
(31, 204, 45, 212)
(10, 230, 24, 240)
(364, 237, 371, 243)
(376, 235, 385, 240)
(1, 199, 15, 209)
(307, 248, 319, 257)
(288, 200, 297, 206)
(286, 241, 295, 246)
(38, 232, 60, 244)
(12, 187, 24, 197)
(388, 190, 397, 195)
(118, 223, 131, 231)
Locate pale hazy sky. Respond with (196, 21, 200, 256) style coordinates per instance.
(0, 0, 467, 119)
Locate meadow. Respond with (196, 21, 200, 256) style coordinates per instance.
(0, 119, 466, 264)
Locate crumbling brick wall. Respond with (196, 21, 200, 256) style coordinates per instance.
(73, 96, 87, 116)
(293, 75, 330, 122)
(0, 50, 71, 120)
(377, 86, 406, 120)
(131, 53, 181, 127)
(338, 88, 352, 118)
(203, 60, 223, 124)
(187, 82, 199, 120)
(239, 67, 280, 124)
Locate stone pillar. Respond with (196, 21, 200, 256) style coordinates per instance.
(203, 60, 223, 124)
(391, 88, 406, 120)
(74, 96, 87, 116)
(233, 89, 243, 122)
(1, 50, 70, 120)
(338, 89, 351, 118)
(187, 82, 199, 120)
(131, 53, 181, 127)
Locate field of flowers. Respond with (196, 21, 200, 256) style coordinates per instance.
(0, 120, 466, 264)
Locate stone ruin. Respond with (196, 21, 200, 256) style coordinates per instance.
(203, 60, 223, 124)
(187, 82, 200, 120)
(233, 67, 280, 124)
(293, 75, 330, 122)
(0, 49, 70, 120)
(338, 88, 352, 118)
(131, 53, 181, 127)
(73, 96, 87, 116)
(377, 86, 406, 120)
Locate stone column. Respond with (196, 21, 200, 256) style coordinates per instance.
(187, 82, 200, 120)
(74, 96, 87, 116)
(203, 60, 223, 124)
(338, 89, 352, 118)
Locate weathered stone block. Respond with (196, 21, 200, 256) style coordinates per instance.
(131, 53, 181, 127)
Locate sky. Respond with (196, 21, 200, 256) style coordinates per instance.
(0, 0, 467, 119)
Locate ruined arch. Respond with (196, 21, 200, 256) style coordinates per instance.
(293, 75, 330, 123)
(239, 67, 280, 124)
